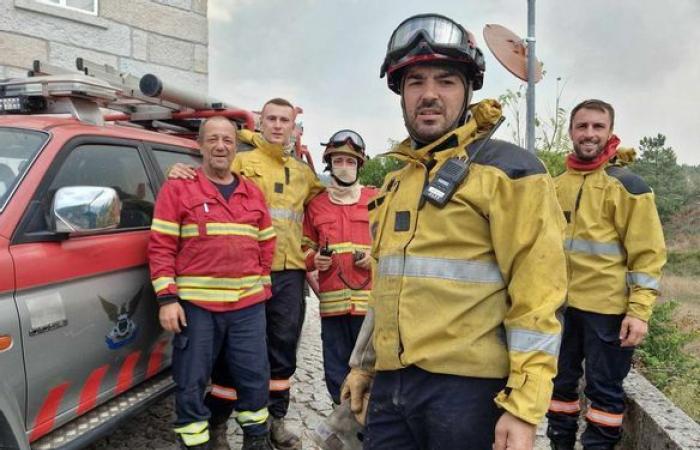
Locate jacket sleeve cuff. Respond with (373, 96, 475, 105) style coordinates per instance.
(626, 292, 655, 322)
(493, 371, 551, 425)
(157, 294, 179, 306)
(349, 308, 376, 372)
(626, 303, 652, 322)
(305, 250, 316, 272)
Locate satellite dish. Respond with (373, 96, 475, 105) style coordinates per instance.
(483, 24, 543, 83)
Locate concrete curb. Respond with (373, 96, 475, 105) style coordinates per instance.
(622, 369, 700, 449)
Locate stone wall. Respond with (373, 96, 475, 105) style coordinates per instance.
(0, 0, 207, 92)
(621, 369, 700, 449)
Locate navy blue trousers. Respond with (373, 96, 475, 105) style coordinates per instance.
(208, 269, 306, 421)
(172, 301, 269, 436)
(321, 314, 366, 404)
(547, 307, 634, 449)
(363, 365, 506, 450)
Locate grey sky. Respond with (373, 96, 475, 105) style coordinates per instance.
(208, 0, 699, 166)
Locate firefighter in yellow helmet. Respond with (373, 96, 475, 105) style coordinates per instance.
(340, 13, 568, 450)
(546, 99, 666, 450)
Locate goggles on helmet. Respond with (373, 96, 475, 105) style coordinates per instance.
(380, 14, 485, 93)
(321, 129, 366, 152)
(322, 130, 367, 165)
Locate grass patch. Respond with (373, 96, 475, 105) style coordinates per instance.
(636, 300, 700, 422)
(660, 274, 700, 306)
(665, 251, 700, 277)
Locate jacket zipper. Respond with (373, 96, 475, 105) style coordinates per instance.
(569, 175, 587, 248)
(566, 175, 587, 284)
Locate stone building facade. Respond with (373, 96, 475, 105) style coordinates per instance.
(0, 0, 208, 92)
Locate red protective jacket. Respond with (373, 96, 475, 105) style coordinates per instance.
(302, 187, 376, 317)
(149, 169, 275, 312)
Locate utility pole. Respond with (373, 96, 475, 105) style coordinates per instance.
(526, 0, 536, 153)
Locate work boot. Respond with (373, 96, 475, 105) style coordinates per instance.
(242, 433, 274, 450)
(209, 422, 231, 450)
(270, 417, 301, 450)
(550, 441, 575, 450)
(178, 438, 211, 450)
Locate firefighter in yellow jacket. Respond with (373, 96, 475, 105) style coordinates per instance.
(341, 13, 568, 450)
(546, 99, 666, 450)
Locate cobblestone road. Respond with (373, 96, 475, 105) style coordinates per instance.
(89, 295, 558, 449)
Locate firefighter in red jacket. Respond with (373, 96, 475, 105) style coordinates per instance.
(302, 130, 377, 404)
(149, 116, 276, 450)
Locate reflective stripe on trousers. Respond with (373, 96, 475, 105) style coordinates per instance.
(174, 421, 209, 446)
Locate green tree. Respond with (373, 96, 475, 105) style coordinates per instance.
(631, 134, 689, 221)
(359, 155, 404, 188)
(497, 78, 570, 176)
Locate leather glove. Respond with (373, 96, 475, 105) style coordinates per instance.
(340, 368, 374, 425)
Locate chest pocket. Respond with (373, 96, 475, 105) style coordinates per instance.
(349, 208, 370, 245)
(238, 200, 266, 228)
(182, 195, 215, 229)
(314, 215, 338, 245)
(240, 164, 266, 190)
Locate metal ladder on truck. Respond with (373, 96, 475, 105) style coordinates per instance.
(0, 57, 314, 165)
(0, 57, 257, 136)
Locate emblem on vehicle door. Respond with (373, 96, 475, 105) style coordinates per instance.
(100, 286, 143, 350)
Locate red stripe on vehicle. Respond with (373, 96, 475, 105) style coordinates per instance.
(146, 339, 169, 378)
(29, 382, 70, 442)
(77, 364, 110, 415)
(116, 351, 142, 394)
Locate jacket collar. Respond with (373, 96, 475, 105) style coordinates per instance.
(238, 130, 291, 162)
(387, 99, 503, 165)
(195, 167, 249, 200)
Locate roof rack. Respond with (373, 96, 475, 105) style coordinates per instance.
(0, 57, 316, 169)
(0, 58, 255, 133)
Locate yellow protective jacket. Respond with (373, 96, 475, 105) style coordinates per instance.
(555, 160, 666, 321)
(232, 130, 324, 271)
(368, 100, 567, 425)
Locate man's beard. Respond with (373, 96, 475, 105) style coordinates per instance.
(573, 139, 604, 161)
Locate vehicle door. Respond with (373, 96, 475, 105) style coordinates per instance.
(0, 128, 49, 444)
(10, 138, 166, 440)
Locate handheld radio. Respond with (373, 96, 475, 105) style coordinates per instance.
(421, 117, 505, 208)
(320, 238, 334, 257)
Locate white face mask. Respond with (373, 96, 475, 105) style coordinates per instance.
(332, 165, 357, 184)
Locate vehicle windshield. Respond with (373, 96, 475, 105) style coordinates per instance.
(0, 128, 48, 211)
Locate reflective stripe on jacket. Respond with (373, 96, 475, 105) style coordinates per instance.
(302, 188, 377, 317)
(232, 131, 324, 271)
(555, 163, 666, 321)
(367, 100, 567, 425)
(148, 169, 275, 310)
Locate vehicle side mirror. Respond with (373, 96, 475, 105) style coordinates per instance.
(52, 186, 121, 234)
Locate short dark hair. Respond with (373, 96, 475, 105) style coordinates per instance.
(197, 116, 237, 144)
(261, 97, 294, 115)
(569, 99, 615, 130)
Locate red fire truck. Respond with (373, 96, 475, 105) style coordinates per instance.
(0, 58, 316, 450)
